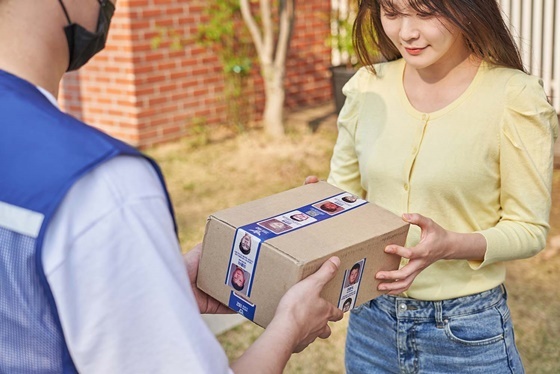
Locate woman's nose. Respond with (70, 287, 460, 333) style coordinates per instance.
(399, 17, 420, 41)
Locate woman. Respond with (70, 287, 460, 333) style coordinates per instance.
(324, 0, 558, 372)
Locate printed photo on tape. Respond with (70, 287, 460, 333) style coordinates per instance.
(315, 201, 344, 214)
(258, 218, 292, 233)
(289, 213, 309, 222)
(238, 232, 252, 255)
(228, 264, 250, 295)
(342, 195, 358, 203)
(342, 297, 353, 312)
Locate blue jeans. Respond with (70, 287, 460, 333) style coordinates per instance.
(345, 285, 524, 373)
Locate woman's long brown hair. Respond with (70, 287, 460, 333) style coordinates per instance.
(354, 0, 525, 72)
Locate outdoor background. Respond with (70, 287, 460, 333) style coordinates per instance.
(147, 104, 560, 374)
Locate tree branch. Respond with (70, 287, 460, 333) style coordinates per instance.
(275, 0, 295, 68)
(260, 0, 274, 65)
(240, 0, 264, 60)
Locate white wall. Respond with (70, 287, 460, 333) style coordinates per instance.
(498, 0, 559, 111)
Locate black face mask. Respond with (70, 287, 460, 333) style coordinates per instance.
(58, 0, 115, 72)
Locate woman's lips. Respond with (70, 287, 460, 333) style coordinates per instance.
(404, 47, 426, 56)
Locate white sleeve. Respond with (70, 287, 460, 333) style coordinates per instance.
(43, 156, 233, 374)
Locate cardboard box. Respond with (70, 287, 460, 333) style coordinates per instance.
(197, 181, 409, 327)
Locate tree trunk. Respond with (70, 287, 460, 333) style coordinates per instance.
(239, 0, 294, 138)
(261, 63, 285, 137)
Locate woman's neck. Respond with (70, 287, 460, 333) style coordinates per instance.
(403, 54, 481, 113)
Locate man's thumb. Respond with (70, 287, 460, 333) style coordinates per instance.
(308, 256, 340, 286)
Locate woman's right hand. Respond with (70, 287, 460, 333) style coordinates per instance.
(304, 175, 320, 185)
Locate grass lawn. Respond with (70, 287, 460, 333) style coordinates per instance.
(147, 105, 560, 373)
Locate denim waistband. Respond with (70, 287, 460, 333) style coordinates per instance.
(375, 285, 506, 323)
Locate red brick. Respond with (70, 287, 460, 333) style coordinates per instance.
(60, 0, 333, 148)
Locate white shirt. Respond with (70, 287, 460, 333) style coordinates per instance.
(40, 88, 232, 373)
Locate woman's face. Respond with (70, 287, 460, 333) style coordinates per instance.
(380, 0, 467, 73)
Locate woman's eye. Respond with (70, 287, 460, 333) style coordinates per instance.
(417, 12, 434, 19)
(383, 12, 400, 19)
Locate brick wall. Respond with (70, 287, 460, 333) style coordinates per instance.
(59, 0, 332, 148)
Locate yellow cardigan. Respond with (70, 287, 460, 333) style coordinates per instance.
(328, 58, 559, 300)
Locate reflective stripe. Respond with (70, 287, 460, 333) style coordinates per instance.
(0, 201, 44, 238)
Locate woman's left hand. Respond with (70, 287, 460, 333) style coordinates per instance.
(375, 213, 454, 295)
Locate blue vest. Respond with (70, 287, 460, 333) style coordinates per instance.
(0, 70, 176, 373)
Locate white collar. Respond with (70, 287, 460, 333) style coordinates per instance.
(35, 85, 59, 108)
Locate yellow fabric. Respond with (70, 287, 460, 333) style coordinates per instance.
(327, 58, 559, 300)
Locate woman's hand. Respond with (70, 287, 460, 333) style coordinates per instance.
(304, 175, 320, 185)
(375, 213, 486, 295)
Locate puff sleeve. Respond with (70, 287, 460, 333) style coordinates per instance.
(327, 67, 368, 197)
(474, 74, 559, 268)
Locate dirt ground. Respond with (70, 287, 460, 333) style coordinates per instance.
(147, 105, 560, 373)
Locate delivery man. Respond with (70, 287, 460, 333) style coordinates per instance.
(0, 0, 343, 372)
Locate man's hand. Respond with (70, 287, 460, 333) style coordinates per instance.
(270, 256, 344, 353)
(230, 257, 344, 373)
(183, 244, 233, 314)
